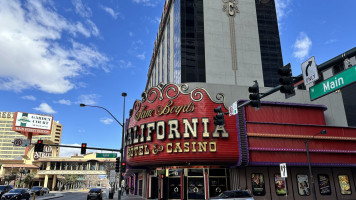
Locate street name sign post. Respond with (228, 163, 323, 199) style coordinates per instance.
(96, 153, 117, 158)
(310, 65, 356, 101)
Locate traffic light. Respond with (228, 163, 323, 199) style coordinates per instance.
(81, 143, 87, 155)
(115, 157, 120, 172)
(278, 63, 295, 95)
(34, 140, 44, 152)
(248, 80, 261, 108)
(121, 162, 126, 172)
(213, 106, 225, 126)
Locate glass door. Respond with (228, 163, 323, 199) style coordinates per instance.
(187, 178, 205, 199)
(168, 178, 181, 199)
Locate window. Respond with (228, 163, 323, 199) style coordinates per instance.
(297, 174, 311, 196)
(251, 173, 266, 196)
(162, 38, 165, 83)
(274, 174, 286, 195)
(338, 175, 352, 195)
(318, 174, 331, 195)
(167, 20, 170, 83)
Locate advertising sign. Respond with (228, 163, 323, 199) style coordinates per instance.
(125, 83, 239, 167)
(12, 112, 53, 135)
(33, 145, 53, 160)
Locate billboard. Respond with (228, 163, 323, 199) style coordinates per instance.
(125, 83, 240, 167)
(12, 112, 53, 135)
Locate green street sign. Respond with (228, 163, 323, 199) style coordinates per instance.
(96, 153, 117, 158)
(310, 65, 356, 101)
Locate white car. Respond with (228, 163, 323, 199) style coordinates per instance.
(209, 190, 254, 200)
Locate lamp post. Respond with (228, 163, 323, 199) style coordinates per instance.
(305, 130, 327, 200)
(80, 92, 127, 200)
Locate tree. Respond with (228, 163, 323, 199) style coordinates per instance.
(23, 173, 35, 188)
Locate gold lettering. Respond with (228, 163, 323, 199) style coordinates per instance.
(134, 146, 139, 156)
(167, 143, 173, 153)
(198, 142, 207, 152)
(209, 142, 217, 152)
(191, 142, 197, 152)
(144, 145, 150, 155)
(138, 146, 144, 155)
(184, 142, 190, 152)
(173, 142, 183, 153)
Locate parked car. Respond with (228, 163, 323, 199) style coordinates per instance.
(25, 188, 33, 196)
(0, 188, 30, 200)
(87, 188, 103, 200)
(42, 187, 50, 194)
(0, 185, 12, 198)
(30, 186, 43, 196)
(209, 190, 254, 200)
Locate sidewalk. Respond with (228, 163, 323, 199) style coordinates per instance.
(104, 191, 148, 200)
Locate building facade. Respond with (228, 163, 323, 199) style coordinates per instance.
(122, 0, 356, 200)
(0, 111, 63, 160)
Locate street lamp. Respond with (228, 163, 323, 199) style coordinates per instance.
(80, 92, 127, 200)
(305, 130, 327, 200)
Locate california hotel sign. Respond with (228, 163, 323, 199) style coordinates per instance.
(125, 83, 240, 167)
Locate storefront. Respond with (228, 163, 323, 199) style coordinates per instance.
(124, 83, 356, 200)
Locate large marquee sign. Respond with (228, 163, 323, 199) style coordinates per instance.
(12, 112, 53, 135)
(125, 83, 239, 167)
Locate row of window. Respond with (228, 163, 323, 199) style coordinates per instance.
(43, 162, 107, 171)
(0, 124, 13, 127)
(252, 173, 352, 196)
(149, 18, 171, 88)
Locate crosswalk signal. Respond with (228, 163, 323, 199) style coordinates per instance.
(80, 143, 87, 155)
(115, 157, 120, 172)
(248, 80, 261, 108)
(278, 63, 295, 96)
(213, 106, 225, 126)
(34, 140, 44, 152)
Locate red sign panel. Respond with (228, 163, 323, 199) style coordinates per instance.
(125, 83, 239, 167)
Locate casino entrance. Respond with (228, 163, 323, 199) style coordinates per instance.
(151, 167, 228, 200)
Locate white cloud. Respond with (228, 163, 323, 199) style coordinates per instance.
(119, 60, 133, 69)
(100, 5, 119, 19)
(77, 94, 99, 105)
(56, 99, 72, 105)
(100, 117, 114, 125)
(132, 0, 161, 7)
(325, 39, 338, 45)
(137, 52, 145, 60)
(21, 95, 36, 101)
(293, 32, 312, 60)
(275, 0, 291, 20)
(33, 103, 56, 114)
(0, 0, 108, 94)
(129, 32, 133, 37)
(72, 0, 92, 18)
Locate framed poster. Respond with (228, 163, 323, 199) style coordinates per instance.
(251, 173, 266, 196)
(318, 174, 331, 195)
(297, 174, 310, 196)
(338, 175, 352, 195)
(274, 174, 287, 195)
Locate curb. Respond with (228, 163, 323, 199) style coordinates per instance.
(36, 193, 64, 200)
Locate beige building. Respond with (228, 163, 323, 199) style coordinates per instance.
(0, 111, 63, 160)
(0, 145, 115, 190)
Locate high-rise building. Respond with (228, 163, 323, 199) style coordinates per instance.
(146, 0, 283, 90)
(123, 1, 356, 199)
(0, 111, 62, 160)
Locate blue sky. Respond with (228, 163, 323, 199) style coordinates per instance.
(0, 0, 355, 157)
